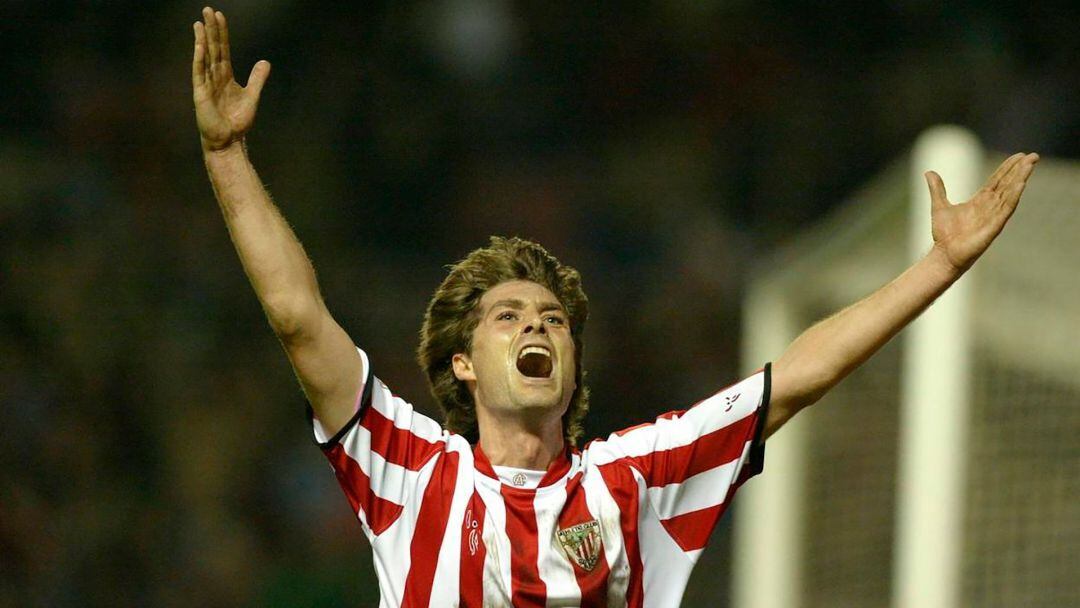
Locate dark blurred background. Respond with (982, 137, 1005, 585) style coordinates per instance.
(1, 1, 1076, 606)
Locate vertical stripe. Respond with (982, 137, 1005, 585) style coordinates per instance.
(459, 490, 487, 607)
(428, 444, 476, 601)
(581, 467, 630, 607)
(599, 464, 644, 608)
(534, 483, 582, 606)
(558, 473, 611, 607)
(475, 478, 513, 601)
(501, 486, 547, 607)
(401, 451, 459, 607)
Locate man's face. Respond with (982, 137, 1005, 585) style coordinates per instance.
(452, 280, 577, 422)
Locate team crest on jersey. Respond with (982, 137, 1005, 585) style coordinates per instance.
(556, 520, 603, 572)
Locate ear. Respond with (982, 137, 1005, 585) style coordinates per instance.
(452, 352, 476, 382)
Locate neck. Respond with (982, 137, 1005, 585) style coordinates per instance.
(476, 410, 564, 470)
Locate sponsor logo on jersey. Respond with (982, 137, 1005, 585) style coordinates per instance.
(557, 520, 603, 571)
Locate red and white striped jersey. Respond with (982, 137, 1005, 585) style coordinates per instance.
(311, 348, 770, 607)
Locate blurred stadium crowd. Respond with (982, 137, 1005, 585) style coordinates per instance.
(1, 1, 1076, 606)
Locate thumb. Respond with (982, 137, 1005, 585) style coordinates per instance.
(925, 171, 949, 210)
(246, 60, 271, 101)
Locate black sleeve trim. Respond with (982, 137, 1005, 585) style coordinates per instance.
(307, 363, 375, 451)
(745, 362, 772, 476)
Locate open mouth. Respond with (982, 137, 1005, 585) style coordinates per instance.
(516, 345, 553, 378)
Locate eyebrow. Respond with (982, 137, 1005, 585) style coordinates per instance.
(488, 299, 566, 314)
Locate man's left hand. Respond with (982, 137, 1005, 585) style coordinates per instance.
(926, 152, 1039, 274)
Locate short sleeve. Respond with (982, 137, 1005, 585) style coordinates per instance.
(588, 363, 771, 555)
(310, 347, 450, 538)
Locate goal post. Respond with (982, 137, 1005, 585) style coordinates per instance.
(733, 280, 806, 608)
(893, 126, 981, 608)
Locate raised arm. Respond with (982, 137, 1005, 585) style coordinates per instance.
(193, 7, 361, 435)
(764, 152, 1039, 438)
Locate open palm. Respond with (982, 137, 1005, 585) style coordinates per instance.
(192, 7, 270, 151)
(927, 152, 1039, 273)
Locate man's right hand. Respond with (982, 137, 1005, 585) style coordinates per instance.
(192, 6, 270, 152)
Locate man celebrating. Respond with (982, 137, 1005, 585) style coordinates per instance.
(192, 7, 1038, 606)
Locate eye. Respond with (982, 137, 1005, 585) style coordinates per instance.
(496, 311, 518, 321)
(545, 315, 565, 325)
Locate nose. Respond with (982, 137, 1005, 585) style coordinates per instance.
(522, 317, 546, 334)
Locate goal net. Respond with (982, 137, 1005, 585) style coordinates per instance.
(962, 155, 1080, 608)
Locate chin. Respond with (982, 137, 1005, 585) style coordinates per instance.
(505, 368, 573, 412)
(512, 383, 564, 410)
(514, 391, 561, 410)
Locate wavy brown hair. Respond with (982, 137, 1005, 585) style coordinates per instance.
(418, 236, 590, 445)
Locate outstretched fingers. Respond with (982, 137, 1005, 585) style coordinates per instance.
(203, 7, 220, 72)
(1000, 156, 1038, 209)
(986, 153, 1026, 192)
(192, 22, 207, 87)
(216, 11, 232, 76)
(999, 155, 1027, 188)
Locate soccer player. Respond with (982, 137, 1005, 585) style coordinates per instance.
(191, 7, 1038, 606)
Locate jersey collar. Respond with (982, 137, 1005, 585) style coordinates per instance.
(472, 442, 574, 489)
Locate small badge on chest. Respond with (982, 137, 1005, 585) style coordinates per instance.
(557, 520, 603, 571)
